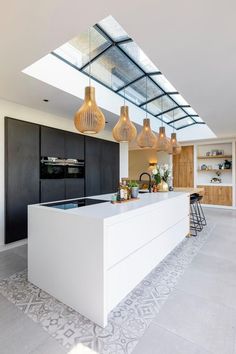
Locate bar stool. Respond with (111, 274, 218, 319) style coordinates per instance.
(190, 195, 201, 236)
(196, 195, 207, 226)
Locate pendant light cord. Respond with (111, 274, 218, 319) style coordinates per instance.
(145, 76, 148, 117)
(161, 96, 163, 127)
(89, 27, 91, 86)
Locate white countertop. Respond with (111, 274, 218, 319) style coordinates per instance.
(32, 192, 189, 221)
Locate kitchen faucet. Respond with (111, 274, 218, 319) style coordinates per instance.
(139, 172, 152, 193)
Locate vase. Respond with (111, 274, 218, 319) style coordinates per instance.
(158, 180, 169, 192)
(131, 186, 139, 198)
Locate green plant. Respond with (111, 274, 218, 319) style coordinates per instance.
(128, 180, 139, 188)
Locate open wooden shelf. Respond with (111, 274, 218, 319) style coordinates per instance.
(197, 155, 232, 159)
(197, 169, 232, 172)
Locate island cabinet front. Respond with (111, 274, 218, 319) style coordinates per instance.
(104, 194, 189, 313)
(28, 193, 189, 328)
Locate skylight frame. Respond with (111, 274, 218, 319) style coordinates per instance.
(51, 16, 205, 130)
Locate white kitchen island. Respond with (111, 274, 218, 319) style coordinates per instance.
(28, 192, 189, 327)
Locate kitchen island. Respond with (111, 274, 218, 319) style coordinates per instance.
(28, 192, 189, 327)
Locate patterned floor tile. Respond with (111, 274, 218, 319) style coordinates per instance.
(0, 223, 215, 354)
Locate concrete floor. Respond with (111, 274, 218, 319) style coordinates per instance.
(0, 207, 236, 354)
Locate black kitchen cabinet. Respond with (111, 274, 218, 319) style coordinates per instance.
(5, 118, 40, 243)
(40, 179, 65, 203)
(65, 131, 84, 159)
(65, 179, 85, 199)
(101, 140, 120, 194)
(85, 137, 119, 196)
(41, 126, 65, 157)
(85, 136, 102, 196)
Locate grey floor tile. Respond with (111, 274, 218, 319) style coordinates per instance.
(0, 293, 23, 325)
(0, 313, 49, 354)
(199, 232, 236, 264)
(153, 289, 236, 354)
(133, 322, 211, 354)
(176, 259, 236, 310)
(0, 251, 27, 280)
(11, 244, 28, 259)
(30, 337, 67, 354)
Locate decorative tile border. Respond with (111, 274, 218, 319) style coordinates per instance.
(0, 223, 214, 354)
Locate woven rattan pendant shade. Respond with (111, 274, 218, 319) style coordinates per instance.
(74, 86, 105, 134)
(137, 118, 157, 148)
(112, 105, 137, 142)
(156, 126, 170, 152)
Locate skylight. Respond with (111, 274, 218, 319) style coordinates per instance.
(52, 15, 205, 130)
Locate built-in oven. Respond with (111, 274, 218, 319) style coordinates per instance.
(40, 157, 85, 179)
(65, 159, 85, 178)
(40, 157, 65, 179)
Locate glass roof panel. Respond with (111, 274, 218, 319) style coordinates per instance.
(82, 46, 143, 90)
(98, 15, 129, 42)
(119, 41, 158, 73)
(151, 74, 176, 92)
(170, 93, 189, 106)
(124, 76, 163, 105)
(165, 107, 188, 122)
(193, 116, 203, 122)
(183, 107, 197, 116)
(54, 27, 111, 69)
(147, 95, 178, 116)
(174, 117, 195, 129)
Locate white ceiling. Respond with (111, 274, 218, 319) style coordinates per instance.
(0, 0, 236, 139)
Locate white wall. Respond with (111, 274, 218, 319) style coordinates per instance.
(0, 98, 128, 248)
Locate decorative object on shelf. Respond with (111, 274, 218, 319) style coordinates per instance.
(152, 164, 171, 192)
(74, 28, 105, 134)
(156, 97, 170, 152)
(224, 159, 232, 169)
(210, 170, 222, 184)
(218, 163, 224, 170)
(112, 91, 137, 142)
(128, 181, 139, 198)
(211, 177, 222, 183)
(201, 164, 208, 170)
(137, 77, 157, 149)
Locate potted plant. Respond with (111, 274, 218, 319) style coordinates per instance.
(152, 164, 171, 192)
(128, 181, 139, 198)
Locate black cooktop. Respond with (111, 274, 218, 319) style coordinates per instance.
(41, 198, 109, 210)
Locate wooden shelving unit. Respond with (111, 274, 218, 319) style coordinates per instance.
(197, 155, 232, 159)
(197, 169, 232, 172)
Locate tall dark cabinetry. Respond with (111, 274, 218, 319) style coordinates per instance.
(40, 127, 85, 202)
(85, 136, 119, 196)
(5, 118, 119, 244)
(5, 118, 40, 244)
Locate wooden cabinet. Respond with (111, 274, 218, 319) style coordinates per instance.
(40, 180, 65, 203)
(197, 185, 232, 206)
(5, 118, 40, 243)
(173, 146, 194, 187)
(101, 140, 119, 194)
(41, 126, 65, 157)
(64, 131, 84, 159)
(65, 179, 85, 199)
(85, 137, 119, 196)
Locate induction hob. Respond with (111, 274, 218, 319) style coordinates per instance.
(41, 198, 109, 210)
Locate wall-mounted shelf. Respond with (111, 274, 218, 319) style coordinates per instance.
(197, 169, 232, 172)
(197, 155, 232, 159)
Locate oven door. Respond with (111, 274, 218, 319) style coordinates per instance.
(65, 162, 85, 178)
(40, 163, 65, 179)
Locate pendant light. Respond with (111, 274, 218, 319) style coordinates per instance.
(156, 97, 170, 152)
(168, 110, 178, 154)
(74, 28, 105, 134)
(112, 89, 137, 142)
(137, 77, 157, 148)
(170, 110, 182, 155)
